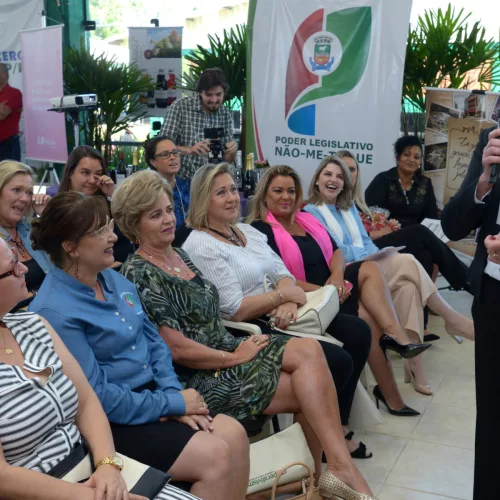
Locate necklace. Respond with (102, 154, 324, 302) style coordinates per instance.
(5, 227, 27, 258)
(398, 177, 414, 205)
(176, 184, 186, 221)
(140, 250, 188, 278)
(206, 226, 244, 247)
(1, 329, 13, 355)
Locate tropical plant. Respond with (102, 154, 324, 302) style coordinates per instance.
(403, 4, 500, 134)
(182, 24, 247, 111)
(63, 44, 154, 166)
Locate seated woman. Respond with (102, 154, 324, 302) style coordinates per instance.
(144, 135, 192, 246)
(58, 145, 135, 264)
(113, 169, 378, 499)
(0, 160, 51, 308)
(247, 164, 428, 415)
(28, 192, 249, 500)
(0, 238, 200, 500)
(304, 156, 474, 396)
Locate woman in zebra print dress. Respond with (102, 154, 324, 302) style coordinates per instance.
(112, 169, 377, 499)
(0, 239, 200, 499)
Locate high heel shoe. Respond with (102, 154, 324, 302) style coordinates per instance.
(372, 385, 420, 416)
(404, 361, 433, 396)
(445, 321, 474, 342)
(318, 469, 378, 499)
(379, 335, 431, 360)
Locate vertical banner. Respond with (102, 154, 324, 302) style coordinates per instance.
(129, 27, 183, 118)
(21, 26, 68, 163)
(246, 0, 412, 188)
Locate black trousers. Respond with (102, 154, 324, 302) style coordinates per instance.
(0, 134, 20, 162)
(472, 275, 500, 500)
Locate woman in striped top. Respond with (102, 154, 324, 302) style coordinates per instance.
(0, 233, 199, 499)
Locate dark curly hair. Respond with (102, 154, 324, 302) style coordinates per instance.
(393, 135, 423, 161)
(196, 68, 229, 94)
(31, 191, 109, 268)
(144, 135, 177, 169)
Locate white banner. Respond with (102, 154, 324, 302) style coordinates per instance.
(0, 0, 43, 91)
(129, 27, 183, 118)
(246, 0, 412, 189)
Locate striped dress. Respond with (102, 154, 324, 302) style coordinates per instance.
(0, 312, 199, 500)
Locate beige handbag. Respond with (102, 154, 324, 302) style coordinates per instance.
(247, 462, 320, 500)
(247, 423, 315, 495)
(264, 274, 339, 335)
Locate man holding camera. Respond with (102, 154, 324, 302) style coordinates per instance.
(0, 63, 23, 162)
(160, 67, 237, 179)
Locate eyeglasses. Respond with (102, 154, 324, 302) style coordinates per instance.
(154, 149, 181, 160)
(0, 252, 23, 281)
(85, 217, 115, 238)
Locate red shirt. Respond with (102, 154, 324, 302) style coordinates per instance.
(0, 83, 23, 142)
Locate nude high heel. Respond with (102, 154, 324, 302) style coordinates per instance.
(445, 320, 474, 342)
(318, 470, 378, 499)
(404, 360, 433, 396)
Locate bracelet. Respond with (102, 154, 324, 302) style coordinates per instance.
(276, 289, 284, 304)
(267, 292, 277, 308)
(220, 350, 226, 368)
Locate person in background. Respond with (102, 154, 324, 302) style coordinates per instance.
(28, 191, 250, 500)
(0, 161, 50, 306)
(441, 125, 500, 500)
(0, 63, 22, 162)
(0, 237, 200, 500)
(144, 135, 192, 246)
(160, 68, 237, 179)
(365, 136, 438, 228)
(304, 156, 474, 397)
(339, 149, 470, 341)
(58, 145, 135, 264)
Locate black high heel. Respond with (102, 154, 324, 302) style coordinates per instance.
(373, 385, 420, 417)
(379, 335, 431, 360)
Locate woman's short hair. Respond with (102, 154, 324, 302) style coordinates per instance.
(59, 145, 105, 193)
(144, 135, 177, 169)
(111, 170, 173, 242)
(394, 135, 423, 160)
(307, 156, 353, 210)
(188, 163, 239, 229)
(246, 165, 303, 224)
(0, 161, 34, 218)
(31, 191, 109, 268)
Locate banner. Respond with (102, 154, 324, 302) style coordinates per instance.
(21, 26, 67, 163)
(129, 27, 183, 118)
(246, 0, 412, 189)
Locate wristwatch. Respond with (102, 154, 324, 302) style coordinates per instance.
(95, 455, 124, 471)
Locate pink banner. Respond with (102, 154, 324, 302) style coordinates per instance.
(21, 26, 67, 163)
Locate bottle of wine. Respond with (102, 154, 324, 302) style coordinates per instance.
(116, 151, 126, 185)
(243, 153, 256, 198)
(235, 150, 243, 190)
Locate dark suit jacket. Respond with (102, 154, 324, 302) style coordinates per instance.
(441, 126, 497, 298)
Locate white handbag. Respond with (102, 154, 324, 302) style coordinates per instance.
(247, 423, 315, 495)
(264, 275, 339, 335)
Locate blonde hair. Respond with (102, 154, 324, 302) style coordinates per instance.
(111, 170, 173, 242)
(0, 161, 35, 221)
(307, 156, 353, 210)
(246, 165, 303, 224)
(336, 150, 371, 218)
(188, 163, 240, 229)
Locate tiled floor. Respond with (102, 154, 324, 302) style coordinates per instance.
(353, 281, 476, 500)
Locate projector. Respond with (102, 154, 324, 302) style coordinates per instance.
(50, 94, 98, 109)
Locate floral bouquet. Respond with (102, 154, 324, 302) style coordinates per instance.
(369, 206, 390, 230)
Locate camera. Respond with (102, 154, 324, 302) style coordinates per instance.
(204, 127, 225, 164)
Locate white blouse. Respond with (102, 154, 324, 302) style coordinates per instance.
(182, 224, 294, 319)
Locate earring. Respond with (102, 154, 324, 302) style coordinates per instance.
(75, 257, 79, 280)
(136, 235, 140, 245)
(316, 182, 319, 186)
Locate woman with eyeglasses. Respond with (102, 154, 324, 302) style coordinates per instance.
(28, 192, 250, 500)
(0, 160, 51, 308)
(145, 136, 192, 246)
(58, 146, 135, 265)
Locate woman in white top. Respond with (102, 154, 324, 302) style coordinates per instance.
(182, 163, 377, 500)
(0, 238, 199, 499)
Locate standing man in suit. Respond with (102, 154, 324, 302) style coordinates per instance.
(0, 63, 22, 161)
(442, 126, 500, 500)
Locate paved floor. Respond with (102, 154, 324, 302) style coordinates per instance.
(354, 280, 475, 500)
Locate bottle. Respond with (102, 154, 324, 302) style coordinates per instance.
(116, 151, 126, 185)
(132, 150, 139, 172)
(235, 150, 243, 190)
(243, 153, 256, 198)
(155, 69, 168, 108)
(166, 69, 177, 107)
